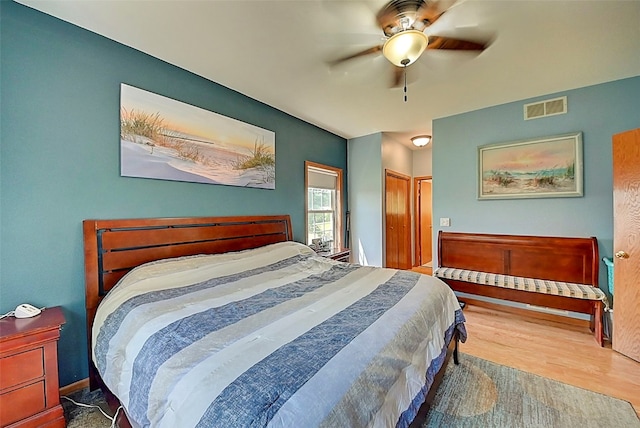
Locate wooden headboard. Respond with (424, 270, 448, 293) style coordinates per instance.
(438, 231, 598, 285)
(82, 214, 292, 389)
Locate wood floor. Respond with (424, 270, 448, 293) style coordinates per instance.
(459, 302, 640, 417)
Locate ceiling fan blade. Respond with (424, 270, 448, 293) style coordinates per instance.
(390, 65, 419, 91)
(415, 0, 458, 29)
(427, 35, 486, 51)
(329, 45, 383, 66)
(392, 66, 404, 88)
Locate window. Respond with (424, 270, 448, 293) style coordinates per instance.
(308, 188, 335, 244)
(305, 161, 343, 248)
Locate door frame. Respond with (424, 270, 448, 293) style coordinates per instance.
(413, 175, 432, 267)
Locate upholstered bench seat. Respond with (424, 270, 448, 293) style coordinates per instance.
(434, 267, 609, 308)
(436, 232, 606, 346)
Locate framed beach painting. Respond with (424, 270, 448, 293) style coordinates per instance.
(120, 83, 275, 189)
(478, 132, 583, 200)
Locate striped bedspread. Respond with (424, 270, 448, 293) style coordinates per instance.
(93, 241, 466, 428)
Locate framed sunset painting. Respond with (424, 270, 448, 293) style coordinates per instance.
(478, 133, 583, 200)
(120, 83, 275, 189)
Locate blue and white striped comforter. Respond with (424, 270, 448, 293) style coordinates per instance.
(92, 241, 466, 428)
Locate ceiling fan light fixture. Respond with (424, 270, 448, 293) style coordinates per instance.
(382, 30, 429, 67)
(411, 135, 431, 147)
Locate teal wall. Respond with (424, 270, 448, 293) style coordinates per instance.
(432, 76, 640, 295)
(0, 1, 347, 385)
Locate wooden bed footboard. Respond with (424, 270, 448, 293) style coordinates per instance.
(436, 231, 605, 346)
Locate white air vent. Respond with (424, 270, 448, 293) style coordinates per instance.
(524, 96, 567, 120)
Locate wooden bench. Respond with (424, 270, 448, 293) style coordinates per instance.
(434, 231, 608, 346)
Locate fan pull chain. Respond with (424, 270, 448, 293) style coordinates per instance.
(404, 67, 407, 102)
(401, 59, 410, 103)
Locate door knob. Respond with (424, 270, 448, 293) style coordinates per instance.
(615, 250, 629, 259)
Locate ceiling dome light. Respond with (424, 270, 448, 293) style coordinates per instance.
(382, 30, 429, 67)
(411, 135, 431, 147)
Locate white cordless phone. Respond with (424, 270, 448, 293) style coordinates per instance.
(14, 303, 42, 318)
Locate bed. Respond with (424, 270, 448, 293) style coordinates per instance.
(83, 215, 466, 428)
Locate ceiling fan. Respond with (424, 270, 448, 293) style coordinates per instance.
(330, 0, 488, 89)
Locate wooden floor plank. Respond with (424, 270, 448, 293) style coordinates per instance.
(460, 303, 640, 416)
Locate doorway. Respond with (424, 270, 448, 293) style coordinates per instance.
(414, 176, 433, 271)
(385, 169, 412, 270)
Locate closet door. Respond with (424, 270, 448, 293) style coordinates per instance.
(385, 170, 411, 269)
(612, 128, 640, 362)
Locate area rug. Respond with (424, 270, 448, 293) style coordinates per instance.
(63, 355, 639, 427)
(62, 388, 112, 428)
(423, 354, 640, 427)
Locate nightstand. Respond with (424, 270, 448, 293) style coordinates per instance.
(317, 248, 351, 263)
(0, 306, 66, 427)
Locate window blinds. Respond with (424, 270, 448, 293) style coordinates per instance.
(308, 167, 337, 190)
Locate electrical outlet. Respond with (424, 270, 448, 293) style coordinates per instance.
(439, 217, 451, 227)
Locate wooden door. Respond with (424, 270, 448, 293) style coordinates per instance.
(414, 177, 433, 266)
(385, 170, 411, 269)
(612, 128, 640, 362)
(386, 173, 399, 268)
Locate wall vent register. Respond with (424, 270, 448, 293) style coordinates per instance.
(524, 96, 567, 120)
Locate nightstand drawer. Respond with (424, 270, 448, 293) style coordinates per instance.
(0, 380, 46, 426)
(0, 306, 66, 427)
(0, 348, 44, 390)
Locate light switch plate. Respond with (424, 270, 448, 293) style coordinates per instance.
(439, 218, 451, 227)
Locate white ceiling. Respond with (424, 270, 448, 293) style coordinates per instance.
(17, 0, 640, 149)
